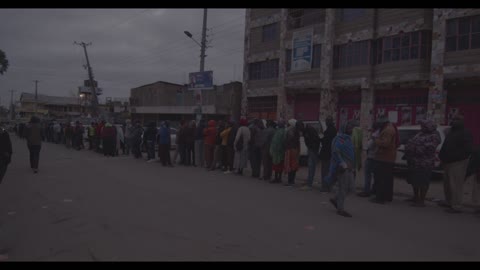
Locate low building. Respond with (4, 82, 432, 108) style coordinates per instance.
(130, 81, 242, 125)
(18, 92, 84, 119)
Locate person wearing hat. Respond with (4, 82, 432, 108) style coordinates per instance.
(371, 115, 398, 204)
(439, 113, 473, 213)
(234, 118, 251, 175)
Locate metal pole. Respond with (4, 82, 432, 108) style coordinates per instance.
(33, 80, 39, 115)
(75, 41, 99, 117)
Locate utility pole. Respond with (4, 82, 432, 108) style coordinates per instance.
(9, 89, 16, 120)
(33, 80, 39, 114)
(200, 8, 208, 72)
(74, 41, 99, 117)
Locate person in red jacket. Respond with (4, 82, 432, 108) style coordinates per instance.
(102, 122, 117, 157)
(203, 120, 217, 169)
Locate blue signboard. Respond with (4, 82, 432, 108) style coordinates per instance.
(292, 28, 313, 72)
(188, 71, 213, 90)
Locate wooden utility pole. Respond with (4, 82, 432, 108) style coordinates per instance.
(9, 89, 16, 120)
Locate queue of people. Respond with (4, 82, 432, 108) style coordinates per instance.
(6, 113, 480, 219)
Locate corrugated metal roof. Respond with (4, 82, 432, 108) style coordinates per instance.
(20, 92, 80, 106)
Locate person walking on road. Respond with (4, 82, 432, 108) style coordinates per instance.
(270, 120, 286, 183)
(24, 116, 42, 174)
(404, 119, 441, 207)
(298, 122, 321, 190)
(327, 120, 357, 218)
(439, 113, 473, 213)
(234, 118, 250, 176)
(0, 127, 12, 183)
(371, 116, 398, 204)
(319, 116, 337, 192)
(284, 119, 301, 187)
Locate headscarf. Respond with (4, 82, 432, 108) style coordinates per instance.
(277, 120, 286, 129)
(324, 120, 356, 185)
(288, 119, 297, 127)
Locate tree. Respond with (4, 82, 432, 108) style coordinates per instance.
(0, 49, 8, 75)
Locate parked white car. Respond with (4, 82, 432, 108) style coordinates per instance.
(395, 125, 450, 175)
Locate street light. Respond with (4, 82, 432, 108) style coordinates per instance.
(183, 31, 202, 48)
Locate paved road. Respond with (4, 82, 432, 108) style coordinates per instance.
(1, 135, 479, 261)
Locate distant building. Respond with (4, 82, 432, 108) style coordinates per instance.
(130, 81, 242, 126)
(18, 92, 84, 119)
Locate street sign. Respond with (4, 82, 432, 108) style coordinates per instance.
(292, 28, 313, 72)
(188, 71, 213, 90)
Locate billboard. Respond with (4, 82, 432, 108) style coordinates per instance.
(188, 71, 213, 90)
(291, 28, 313, 72)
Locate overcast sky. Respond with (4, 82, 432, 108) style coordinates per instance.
(0, 8, 245, 107)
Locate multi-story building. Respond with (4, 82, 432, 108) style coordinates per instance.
(18, 92, 84, 119)
(130, 81, 242, 125)
(243, 9, 480, 144)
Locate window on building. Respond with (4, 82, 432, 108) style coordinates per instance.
(262, 23, 278, 42)
(247, 96, 278, 120)
(338, 9, 366, 22)
(287, 9, 325, 30)
(249, 59, 279, 80)
(286, 49, 292, 72)
(446, 15, 480, 52)
(333, 40, 370, 69)
(374, 30, 431, 64)
(312, 44, 322, 69)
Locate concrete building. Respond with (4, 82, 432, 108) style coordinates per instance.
(130, 81, 242, 125)
(243, 9, 480, 144)
(18, 92, 84, 119)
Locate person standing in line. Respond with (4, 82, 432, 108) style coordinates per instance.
(260, 120, 276, 181)
(327, 120, 357, 218)
(158, 121, 173, 167)
(234, 118, 250, 175)
(351, 123, 363, 176)
(220, 121, 232, 172)
(195, 119, 206, 168)
(131, 121, 143, 159)
(371, 116, 398, 204)
(404, 119, 441, 207)
(87, 122, 96, 150)
(65, 122, 73, 149)
(319, 116, 337, 192)
(270, 120, 286, 183)
(185, 120, 196, 166)
(224, 121, 238, 174)
(438, 113, 473, 213)
(101, 122, 117, 157)
(95, 120, 105, 153)
(53, 121, 61, 144)
(176, 120, 188, 165)
(124, 120, 133, 156)
(250, 119, 264, 178)
(298, 122, 321, 190)
(143, 122, 157, 162)
(203, 120, 217, 170)
(210, 121, 225, 171)
(358, 123, 380, 197)
(115, 124, 125, 156)
(284, 119, 301, 187)
(24, 116, 42, 174)
(0, 127, 12, 184)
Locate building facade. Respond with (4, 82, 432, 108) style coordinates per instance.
(130, 81, 242, 125)
(243, 9, 480, 144)
(18, 92, 84, 119)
